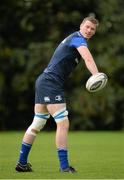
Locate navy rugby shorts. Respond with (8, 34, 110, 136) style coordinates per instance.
(35, 73, 66, 104)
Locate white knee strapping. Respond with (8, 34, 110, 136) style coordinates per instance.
(53, 107, 68, 123)
(26, 113, 50, 136)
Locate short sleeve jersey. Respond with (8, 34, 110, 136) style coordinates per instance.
(44, 31, 88, 84)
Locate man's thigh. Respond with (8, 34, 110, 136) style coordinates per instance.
(35, 104, 48, 113)
(47, 103, 66, 115)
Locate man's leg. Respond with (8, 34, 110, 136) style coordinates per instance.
(15, 104, 50, 172)
(47, 103, 76, 173)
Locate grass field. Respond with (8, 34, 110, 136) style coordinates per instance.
(0, 131, 123, 179)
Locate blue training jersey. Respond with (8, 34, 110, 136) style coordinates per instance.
(44, 31, 88, 86)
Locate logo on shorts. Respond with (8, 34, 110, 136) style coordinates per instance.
(44, 96, 50, 102)
(55, 95, 62, 101)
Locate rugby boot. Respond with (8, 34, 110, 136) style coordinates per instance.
(15, 162, 33, 172)
(60, 166, 76, 173)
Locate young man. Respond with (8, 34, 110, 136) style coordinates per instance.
(15, 16, 99, 173)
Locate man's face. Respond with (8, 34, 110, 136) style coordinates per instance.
(80, 20, 97, 39)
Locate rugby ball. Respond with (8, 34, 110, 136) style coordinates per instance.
(86, 72, 108, 92)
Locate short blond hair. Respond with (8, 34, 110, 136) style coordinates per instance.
(81, 16, 99, 27)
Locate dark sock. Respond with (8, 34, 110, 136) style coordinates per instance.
(18, 142, 32, 165)
(57, 149, 69, 170)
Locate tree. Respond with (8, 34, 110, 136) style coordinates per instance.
(0, 0, 124, 130)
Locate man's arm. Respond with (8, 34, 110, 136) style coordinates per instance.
(77, 46, 99, 75)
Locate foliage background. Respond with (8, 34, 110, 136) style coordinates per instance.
(0, 0, 124, 130)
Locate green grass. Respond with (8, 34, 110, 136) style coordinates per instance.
(0, 131, 124, 179)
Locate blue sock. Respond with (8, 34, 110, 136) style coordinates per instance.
(18, 142, 32, 165)
(57, 149, 69, 170)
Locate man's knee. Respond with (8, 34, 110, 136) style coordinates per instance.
(52, 107, 69, 123)
(26, 112, 50, 136)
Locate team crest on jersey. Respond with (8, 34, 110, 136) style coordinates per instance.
(75, 58, 79, 64)
(44, 96, 50, 102)
(55, 95, 62, 101)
